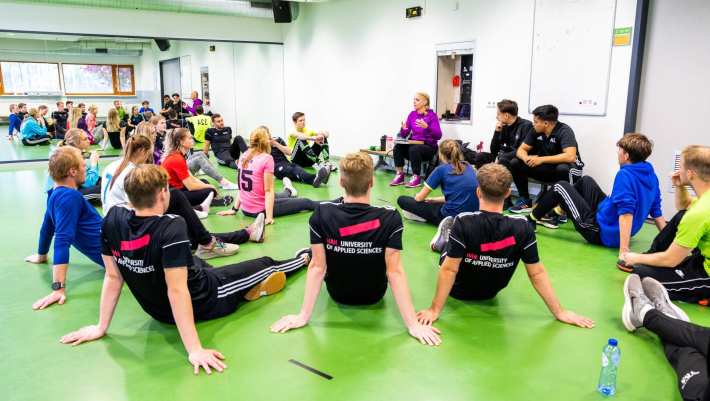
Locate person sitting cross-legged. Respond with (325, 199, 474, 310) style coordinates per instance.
(270, 152, 442, 346)
(416, 163, 595, 330)
(60, 164, 311, 375)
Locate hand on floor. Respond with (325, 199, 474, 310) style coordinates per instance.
(60, 325, 105, 346)
(188, 348, 227, 375)
(25, 254, 48, 264)
(216, 209, 236, 216)
(32, 290, 66, 310)
(408, 323, 442, 346)
(416, 308, 440, 326)
(270, 314, 308, 333)
(555, 310, 595, 328)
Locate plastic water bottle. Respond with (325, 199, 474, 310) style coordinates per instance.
(597, 338, 621, 396)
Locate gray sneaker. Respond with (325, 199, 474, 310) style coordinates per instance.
(622, 274, 655, 332)
(195, 238, 239, 260)
(249, 213, 266, 243)
(642, 277, 690, 322)
(430, 216, 455, 253)
(313, 166, 330, 188)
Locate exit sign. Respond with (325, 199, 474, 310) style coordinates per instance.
(406, 6, 422, 18)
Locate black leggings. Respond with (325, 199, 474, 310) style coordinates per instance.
(274, 161, 316, 185)
(167, 189, 248, 249)
(393, 143, 436, 176)
(80, 180, 102, 206)
(242, 197, 317, 218)
(291, 139, 329, 168)
(644, 310, 710, 401)
(22, 136, 51, 146)
(397, 195, 444, 226)
(532, 176, 606, 244)
(509, 157, 581, 200)
(633, 210, 710, 303)
(191, 255, 307, 321)
(180, 187, 218, 207)
(107, 131, 123, 150)
(229, 135, 249, 162)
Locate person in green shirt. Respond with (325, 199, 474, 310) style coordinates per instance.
(186, 106, 212, 142)
(288, 111, 335, 171)
(113, 100, 127, 122)
(622, 145, 710, 303)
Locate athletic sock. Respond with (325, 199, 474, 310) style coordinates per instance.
(200, 192, 215, 214)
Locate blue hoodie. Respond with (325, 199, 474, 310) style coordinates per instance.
(596, 161, 663, 247)
(20, 117, 48, 140)
(8, 113, 21, 136)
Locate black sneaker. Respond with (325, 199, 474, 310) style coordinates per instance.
(211, 195, 234, 207)
(539, 213, 561, 229)
(313, 166, 330, 188)
(294, 247, 312, 265)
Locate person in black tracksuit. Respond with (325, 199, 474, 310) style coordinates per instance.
(52, 101, 69, 140)
(509, 104, 584, 213)
(202, 113, 245, 170)
(60, 164, 309, 375)
(490, 99, 533, 170)
(269, 134, 330, 188)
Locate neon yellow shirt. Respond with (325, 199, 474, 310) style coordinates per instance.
(187, 115, 212, 142)
(675, 190, 710, 273)
(288, 127, 317, 150)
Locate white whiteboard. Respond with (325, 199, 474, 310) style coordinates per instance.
(528, 0, 617, 116)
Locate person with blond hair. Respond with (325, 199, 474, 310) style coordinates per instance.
(416, 163, 595, 329)
(60, 164, 310, 375)
(622, 145, 710, 303)
(218, 126, 318, 224)
(25, 146, 104, 310)
(45, 128, 102, 203)
(20, 107, 51, 146)
(271, 152, 442, 346)
(397, 138, 480, 252)
(390, 92, 442, 188)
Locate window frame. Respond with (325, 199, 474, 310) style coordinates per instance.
(0, 61, 136, 96)
(0, 60, 62, 95)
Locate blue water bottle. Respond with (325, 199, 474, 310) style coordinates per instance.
(598, 338, 621, 396)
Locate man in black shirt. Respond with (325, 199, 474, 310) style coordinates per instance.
(491, 99, 533, 169)
(509, 104, 584, 213)
(271, 152, 441, 346)
(60, 164, 310, 375)
(269, 133, 331, 188)
(416, 163, 594, 329)
(202, 113, 245, 169)
(52, 101, 68, 139)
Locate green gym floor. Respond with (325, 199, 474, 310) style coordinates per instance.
(0, 154, 704, 401)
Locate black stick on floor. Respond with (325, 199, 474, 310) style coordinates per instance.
(288, 359, 333, 380)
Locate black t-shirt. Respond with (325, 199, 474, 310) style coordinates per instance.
(522, 122, 583, 166)
(102, 206, 219, 323)
(444, 211, 539, 300)
(52, 109, 68, 125)
(490, 117, 533, 156)
(309, 202, 404, 305)
(205, 127, 232, 155)
(270, 137, 290, 164)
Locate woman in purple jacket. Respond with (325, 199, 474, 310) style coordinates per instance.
(390, 92, 442, 188)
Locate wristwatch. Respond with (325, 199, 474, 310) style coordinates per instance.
(51, 282, 65, 291)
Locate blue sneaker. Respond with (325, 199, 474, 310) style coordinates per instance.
(509, 199, 532, 214)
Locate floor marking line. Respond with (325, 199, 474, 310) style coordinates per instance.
(288, 359, 333, 380)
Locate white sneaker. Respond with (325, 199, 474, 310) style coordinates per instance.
(221, 181, 239, 191)
(194, 209, 208, 219)
(282, 177, 298, 198)
(402, 210, 427, 222)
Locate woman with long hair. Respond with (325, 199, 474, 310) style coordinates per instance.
(20, 107, 51, 146)
(100, 133, 262, 260)
(148, 115, 167, 163)
(397, 139, 479, 251)
(217, 126, 317, 224)
(105, 108, 126, 150)
(161, 128, 233, 213)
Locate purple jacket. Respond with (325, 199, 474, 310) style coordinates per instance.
(188, 98, 203, 115)
(399, 109, 442, 148)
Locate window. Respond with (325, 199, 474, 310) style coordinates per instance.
(0, 62, 61, 95)
(0, 62, 136, 96)
(435, 42, 475, 124)
(62, 64, 135, 95)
